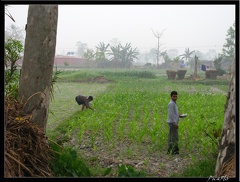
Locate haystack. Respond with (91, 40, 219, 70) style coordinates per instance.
(4, 95, 53, 177)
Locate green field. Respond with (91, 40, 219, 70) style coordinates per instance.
(46, 68, 229, 177)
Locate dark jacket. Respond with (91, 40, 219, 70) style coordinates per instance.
(75, 95, 91, 109)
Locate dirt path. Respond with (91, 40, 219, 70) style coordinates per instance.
(63, 129, 198, 177)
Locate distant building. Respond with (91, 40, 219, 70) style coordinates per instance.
(16, 55, 96, 68)
(54, 55, 96, 67)
(66, 51, 76, 56)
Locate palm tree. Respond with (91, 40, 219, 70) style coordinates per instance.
(180, 48, 195, 69)
(125, 46, 139, 68)
(95, 42, 110, 62)
(108, 44, 121, 62)
(120, 43, 139, 68)
(107, 43, 139, 68)
(180, 48, 195, 63)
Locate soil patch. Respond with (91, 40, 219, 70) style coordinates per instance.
(81, 76, 113, 84)
(61, 129, 196, 177)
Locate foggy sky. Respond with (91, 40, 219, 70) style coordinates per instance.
(4, 4, 235, 55)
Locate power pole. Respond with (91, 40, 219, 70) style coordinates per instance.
(193, 55, 198, 78)
(151, 28, 166, 68)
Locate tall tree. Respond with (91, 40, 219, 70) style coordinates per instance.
(160, 50, 171, 63)
(119, 43, 139, 68)
(222, 22, 235, 61)
(5, 24, 25, 43)
(124, 45, 139, 68)
(95, 42, 110, 62)
(107, 43, 139, 68)
(151, 28, 166, 67)
(18, 5, 58, 133)
(83, 49, 95, 61)
(180, 48, 195, 69)
(215, 57, 235, 177)
(180, 48, 195, 63)
(76, 41, 88, 58)
(213, 54, 224, 71)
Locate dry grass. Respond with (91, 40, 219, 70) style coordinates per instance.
(4, 95, 53, 177)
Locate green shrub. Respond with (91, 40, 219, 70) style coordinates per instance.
(49, 143, 91, 177)
(117, 164, 146, 177)
(5, 38, 23, 98)
(64, 61, 69, 66)
(217, 69, 226, 76)
(49, 142, 113, 177)
(171, 155, 217, 177)
(102, 70, 156, 79)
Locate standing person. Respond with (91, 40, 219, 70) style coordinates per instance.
(75, 95, 94, 111)
(167, 91, 181, 155)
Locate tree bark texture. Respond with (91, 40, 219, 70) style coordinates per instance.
(214, 58, 235, 177)
(18, 5, 58, 133)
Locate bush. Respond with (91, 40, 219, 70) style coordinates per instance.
(217, 69, 226, 76)
(49, 143, 91, 177)
(5, 39, 23, 99)
(117, 164, 146, 177)
(171, 155, 217, 177)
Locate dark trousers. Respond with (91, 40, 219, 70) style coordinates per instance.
(167, 123, 179, 154)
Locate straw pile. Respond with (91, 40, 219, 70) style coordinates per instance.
(4, 95, 53, 177)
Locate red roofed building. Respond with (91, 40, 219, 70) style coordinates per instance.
(16, 55, 96, 68)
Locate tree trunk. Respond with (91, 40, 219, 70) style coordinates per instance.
(214, 58, 235, 177)
(193, 56, 198, 78)
(18, 5, 58, 133)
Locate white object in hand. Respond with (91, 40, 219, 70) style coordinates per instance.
(179, 114, 187, 118)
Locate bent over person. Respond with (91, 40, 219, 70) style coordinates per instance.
(75, 95, 94, 111)
(167, 91, 181, 155)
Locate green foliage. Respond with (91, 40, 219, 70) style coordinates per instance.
(58, 70, 100, 82)
(172, 155, 217, 177)
(47, 69, 229, 177)
(180, 48, 195, 63)
(95, 42, 110, 62)
(161, 50, 172, 63)
(49, 143, 91, 177)
(64, 61, 69, 66)
(108, 42, 139, 68)
(102, 70, 156, 79)
(213, 54, 224, 76)
(5, 70, 20, 98)
(217, 69, 226, 76)
(213, 54, 223, 70)
(5, 38, 23, 69)
(83, 49, 95, 61)
(5, 38, 23, 98)
(173, 56, 181, 62)
(117, 164, 146, 177)
(222, 22, 235, 60)
(50, 66, 62, 101)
